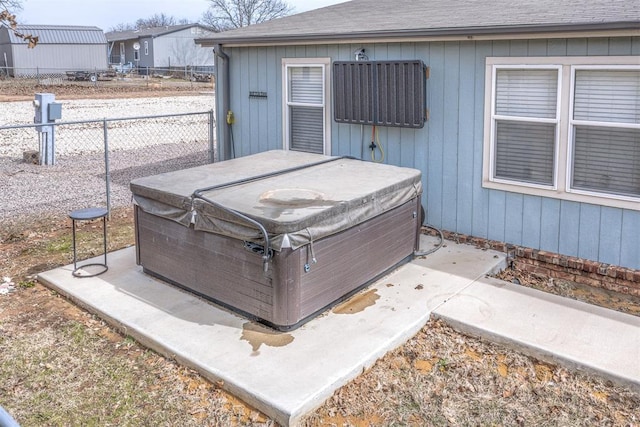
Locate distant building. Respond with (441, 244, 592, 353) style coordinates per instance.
(105, 24, 215, 70)
(0, 25, 108, 76)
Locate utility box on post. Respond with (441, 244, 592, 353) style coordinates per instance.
(33, 93, 61, 165)
(48, 102, 62, 121)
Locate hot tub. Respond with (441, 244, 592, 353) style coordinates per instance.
(130, 150, 422, 330)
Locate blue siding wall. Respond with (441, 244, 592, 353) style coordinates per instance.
(223, 37, 640, 269)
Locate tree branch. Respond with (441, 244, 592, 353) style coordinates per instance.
(1, 6, 38, 48)
(201, 0, 293, 32)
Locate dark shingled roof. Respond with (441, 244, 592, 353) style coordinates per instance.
(197, 0, 640, 46)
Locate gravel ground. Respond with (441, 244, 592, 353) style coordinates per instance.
(0, 95, 216, 231)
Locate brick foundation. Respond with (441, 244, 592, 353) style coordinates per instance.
(425, 229, 640, 297)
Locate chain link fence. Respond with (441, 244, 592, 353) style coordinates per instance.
(0, 111, 215, 229)
(0, 66, 213, 85)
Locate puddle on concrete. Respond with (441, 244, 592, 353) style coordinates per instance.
(241, 322, 294, 355)
(332, 289, 380, 315)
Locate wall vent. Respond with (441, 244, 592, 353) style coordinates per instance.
(333, 60, 427, 128)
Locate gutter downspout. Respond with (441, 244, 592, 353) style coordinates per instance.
(214, 43, 231, 161)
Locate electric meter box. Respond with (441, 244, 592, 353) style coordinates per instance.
(34, 93, 57, 125)
(48, 103, 62, 121)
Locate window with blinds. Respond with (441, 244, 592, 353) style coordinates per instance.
(286, 65, 326, 154)
(570, 69, 640, 198)
(492, 68, 559, 186)
(483, 57, 639, 210)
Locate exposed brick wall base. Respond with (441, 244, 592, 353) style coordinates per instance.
(424, 228, 640, 297)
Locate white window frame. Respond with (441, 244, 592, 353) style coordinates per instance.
(488, 64, 562, 190)
(483, 56, 640, 211)
(144, 40, 149, 56)
(567, 65, 640, 202)
(281, 57, 331, 155)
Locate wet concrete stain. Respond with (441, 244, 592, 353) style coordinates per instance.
(332, 289, 380, 315)
(241, 322, 294, 355)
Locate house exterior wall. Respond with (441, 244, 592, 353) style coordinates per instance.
(9, 44, 108, 75)
(0, 27, 13, 67)
(220, 37, 640, 270)
(137, 36, 154, 68)
(0, 31, 13, 73)
(152, 28, 214, 67)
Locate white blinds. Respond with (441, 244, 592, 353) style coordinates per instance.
(495, 69, 558, 119)
(574, 70, 640, 124)
(495, 121, 556, 185)
(572, 127, 640, 197)
(493, 68, 559, 185)
(290, 106, 324, 153)
(287, 65, 325, 154)
(289, 67, 323, 104)
(571, 69, 640, 197)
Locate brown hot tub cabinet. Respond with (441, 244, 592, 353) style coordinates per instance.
(131, 150, 423, 331)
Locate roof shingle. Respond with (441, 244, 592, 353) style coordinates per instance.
(198, 0, 640, 45)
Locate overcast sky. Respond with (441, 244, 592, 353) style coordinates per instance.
(15, 0, 347, 31)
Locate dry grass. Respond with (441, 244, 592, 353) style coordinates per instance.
(0, 285, 267, 426)
(301, 319, 639, 426)
(2, 208, 638, 426)
(0, 208, 269, 426)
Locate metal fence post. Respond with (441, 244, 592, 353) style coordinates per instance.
(103, 119, 111, 219)
(208, 109, 215, 163)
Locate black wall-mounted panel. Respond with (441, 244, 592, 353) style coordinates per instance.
(333, 60, 427, 128)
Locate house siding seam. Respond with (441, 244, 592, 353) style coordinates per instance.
(222, 36, 640, 270)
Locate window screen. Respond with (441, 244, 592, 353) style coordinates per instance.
(287, 66, 325, 154)
(495, 121, 556, 185)
(571, 69, 640, 197)
(495, 69, 558, 118)
(493, 69, 559, 185)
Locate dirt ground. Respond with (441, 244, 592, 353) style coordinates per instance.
(1, 83, 639, 426)
(0, 78, 213, 102)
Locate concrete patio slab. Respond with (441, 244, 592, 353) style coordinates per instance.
(433, 276, 640, 391)
(37, 236, 505, 426)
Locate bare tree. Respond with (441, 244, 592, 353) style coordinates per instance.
(135, 13, 177, 29)
(109, 13, 192, 33)
(201, 0, 293, 32)
(1, 0, 38, 47)
(108, 22, 136, 32)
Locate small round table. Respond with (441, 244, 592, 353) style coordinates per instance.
(69, 207, 108, 277)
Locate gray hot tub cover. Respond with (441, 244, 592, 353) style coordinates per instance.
(131, 150, 422, 251)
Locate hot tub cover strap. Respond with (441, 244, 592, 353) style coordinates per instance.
(192, 180, 421, 251)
